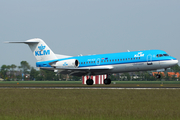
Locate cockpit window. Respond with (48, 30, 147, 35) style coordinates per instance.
(163, 54, 169, 56)
(159, 54, 163, 57)
(156, 54, 169, 57)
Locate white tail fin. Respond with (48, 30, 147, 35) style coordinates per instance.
(7, 38, 58, 61)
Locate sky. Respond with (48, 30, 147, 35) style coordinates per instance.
(0, 0, 180, 68)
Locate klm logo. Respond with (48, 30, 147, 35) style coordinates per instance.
(35, 44, 50, 56)
(134, 52, 144, 57)
(63, 62, 68, 66)
(38, 44, 46, 51)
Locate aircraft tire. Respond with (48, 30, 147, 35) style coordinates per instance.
(156, 74, 161, 79)
(86, 79, 94, 85)
(108, 78, 111, 84)
(104, 78, 111, 85)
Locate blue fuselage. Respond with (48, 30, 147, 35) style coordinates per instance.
(36, 50, 177, 70)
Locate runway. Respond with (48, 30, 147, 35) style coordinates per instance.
(0, 87, 180, 89)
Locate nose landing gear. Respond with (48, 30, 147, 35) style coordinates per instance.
(156, 74, 161, 79)
(156, 72, 161, 79)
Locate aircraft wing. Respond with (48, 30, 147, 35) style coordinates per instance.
(40, 66, 113, 76)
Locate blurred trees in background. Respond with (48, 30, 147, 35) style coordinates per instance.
(0, 61, 81, 81)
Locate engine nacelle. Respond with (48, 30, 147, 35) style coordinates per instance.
(51, 59, 79, 68)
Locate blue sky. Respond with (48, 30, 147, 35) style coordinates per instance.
(1, 0, 180, 67)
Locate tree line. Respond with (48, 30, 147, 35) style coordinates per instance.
(0, 61, 180, 81)
(0, 61, 81, 81)
(110, 64, 180, 81)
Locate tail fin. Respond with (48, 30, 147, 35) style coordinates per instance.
(6, 38, 58, 61)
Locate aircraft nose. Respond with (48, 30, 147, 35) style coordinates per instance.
(160, 59, 178, 68)
(171, 59, 178, 66)
(175, 59, 178, 64)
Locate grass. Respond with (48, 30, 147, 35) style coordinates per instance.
(0, 89, 180, 120)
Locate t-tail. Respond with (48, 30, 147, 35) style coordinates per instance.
(6, 38, 60, 62)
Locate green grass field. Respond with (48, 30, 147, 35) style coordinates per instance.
(0, 89, 180, 120)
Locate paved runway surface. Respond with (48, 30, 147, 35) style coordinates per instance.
(0, 87, 180, 89)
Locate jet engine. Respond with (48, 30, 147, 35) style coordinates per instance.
(50, 59, 79, 68)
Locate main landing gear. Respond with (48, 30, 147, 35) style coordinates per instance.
(104, 78, 111, 85)
(86, 74, 112, 85)
(104, 74, 111, 85)
(86, 79, 94, 85)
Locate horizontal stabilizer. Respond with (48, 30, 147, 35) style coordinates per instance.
(5, 41, 39, 44)
(5, 38, 58, 61)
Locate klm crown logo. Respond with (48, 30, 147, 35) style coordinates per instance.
(38, 44, 46, 51)
(35, 44, 50, 56)
(63, 62, 68, 66)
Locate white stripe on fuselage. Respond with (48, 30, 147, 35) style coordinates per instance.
(80, 59, 178, 75)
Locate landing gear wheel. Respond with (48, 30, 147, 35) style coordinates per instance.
(156, 74, 161, 79)
(104, 78, 111, 85)
(86, 79, 94, 85)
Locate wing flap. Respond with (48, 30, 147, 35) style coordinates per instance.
(40, 66, 113, 76)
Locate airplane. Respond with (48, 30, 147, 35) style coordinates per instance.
(6, 38, 178, 85)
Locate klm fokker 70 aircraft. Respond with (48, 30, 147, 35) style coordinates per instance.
(7, 38, 178, 85)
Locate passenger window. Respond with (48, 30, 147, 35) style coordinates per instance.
(81, 62, 83, 64)
(104, 60, 106, 62)
(94, 61, 95, 63)
(128, 58, 130, 60)
(139, 57, 140, 59)
(121, 59, 122, 61)
(118, 59, 119, 61)
(131, 58, 132, 60)
(107, 60, 108, 62)
(84, 62, 85, 64)
(89, 62, 90, 63)
(112, 60, 114, 62)
(86, 62, 88, 64)
(126, 58, 127, 60)
(156, 54, 158, 57)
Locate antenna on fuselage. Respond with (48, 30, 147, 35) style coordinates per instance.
(127, 50, 130, 52)
(78, 54, 83, 56)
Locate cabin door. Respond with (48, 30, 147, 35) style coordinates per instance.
(96, 58, 100, 65)
(147, 54, 153, 65)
